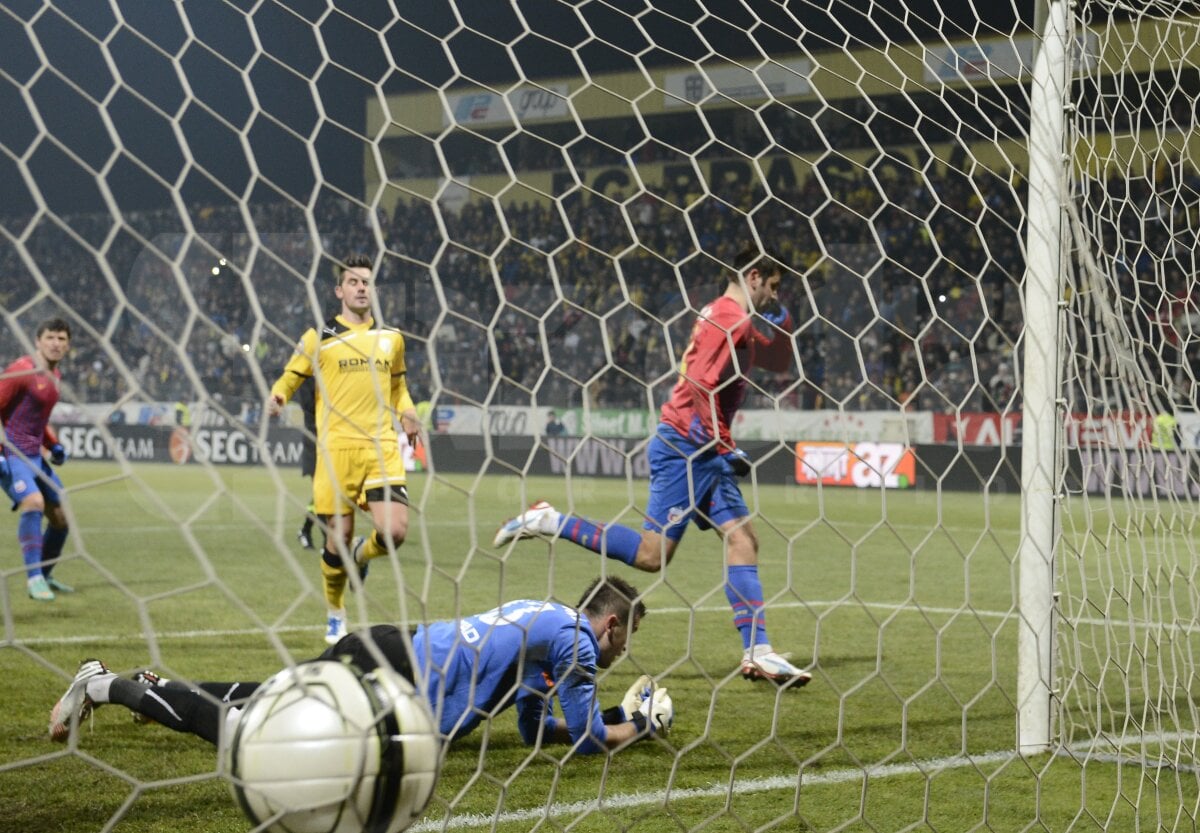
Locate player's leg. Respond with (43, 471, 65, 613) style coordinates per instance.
(355, 441, 409, 563)
(6, 456, 53, 600)
(297, 499, 317, 549)
(297, 444, 316, 549)
(40, 468, 71, 592)
(313, 448, 360, 644)
(710, 484, 810, 687)
(49, 658, 257, 745)
(492, 430, 690, 567)
(113, 679, 257, 745)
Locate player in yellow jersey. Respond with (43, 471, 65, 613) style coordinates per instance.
(267, 254, 421, 644)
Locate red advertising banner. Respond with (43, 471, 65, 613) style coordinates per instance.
(794, 442, 916, 488)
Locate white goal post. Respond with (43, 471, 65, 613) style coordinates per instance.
(1018, 0, 1068, 755)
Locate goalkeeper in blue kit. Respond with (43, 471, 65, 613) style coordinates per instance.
(49, 576, 673, 752)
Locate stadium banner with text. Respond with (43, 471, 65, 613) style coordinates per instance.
(662, 59, 811, 107)
(52, 402, 1178, 452)
(56, 426, 1196, 498)
(794, 442, 916, 489)
(932, 412, 1155, 448)
(56, 424, 306, 466)
(426, 404, 935, 443)
(56, 423, 425, 471)
(1075, 449, 1197, 498)
(922, 31, 1097, 84)
(443, 83, 571, 127)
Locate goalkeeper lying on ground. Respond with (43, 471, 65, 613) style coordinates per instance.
(48, 576, 673, 753)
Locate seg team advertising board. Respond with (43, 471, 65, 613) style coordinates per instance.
(57, 422, 425, 471)
(57, 423, 306, 466)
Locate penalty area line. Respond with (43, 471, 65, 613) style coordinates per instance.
(409, 749, 1019, 832)
(411, 736, 1200, 833)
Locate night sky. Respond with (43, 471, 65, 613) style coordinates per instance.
(0, 0, 1035, 217)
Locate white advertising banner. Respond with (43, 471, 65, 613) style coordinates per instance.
(443, 84, 571, 127)
(923, 32, 1097, 85)
(734, 409, 934, 444)
(428, 404, 934, 443)
(663, 59, 811, 107)
(923, 37, 1034, 84)
(1176, 412, 1200, 450)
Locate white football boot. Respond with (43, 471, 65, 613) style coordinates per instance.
(492, 500, 563, 547)
(49, 659, 114, 742)
(325, 610, 348, 646)
(740, 646, 812, 687)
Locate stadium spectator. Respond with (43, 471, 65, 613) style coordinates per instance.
(12, 132, 1200, 420)
(0, 318, 74, 601)
(266, 254, 421, 645)
(545, 409, 567, 436)
(48, 576, 673, 753)
(494, 247, 813, 687)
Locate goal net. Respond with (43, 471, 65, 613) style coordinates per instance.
(1054, 0, 1200, 779)
(4, 1, 1200, 831)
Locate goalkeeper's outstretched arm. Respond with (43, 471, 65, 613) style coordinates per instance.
(518, 673, 673, 753)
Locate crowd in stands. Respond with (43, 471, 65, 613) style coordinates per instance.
(0, 134, 1194, 426)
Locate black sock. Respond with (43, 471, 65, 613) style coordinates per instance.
(111, 679, 256, 745)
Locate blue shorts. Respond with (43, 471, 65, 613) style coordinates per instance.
(3, 454, 63, 510)
(643, 425, 748, 541)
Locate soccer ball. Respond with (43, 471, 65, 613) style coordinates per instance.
(226, 660, 439, 833)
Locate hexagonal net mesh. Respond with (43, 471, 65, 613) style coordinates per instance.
(1055, 0, 1200, 777)
(3, 1, 1200, 831)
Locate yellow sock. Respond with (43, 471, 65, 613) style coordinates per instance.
(321, 559, 348, 610)
(360, 531, 388, 562)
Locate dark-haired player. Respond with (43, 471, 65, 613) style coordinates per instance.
(267, 255, 420, 644)
(49, 576, 672, 753)
(495, 247, 811, 685)
(0, 318, 73, 601)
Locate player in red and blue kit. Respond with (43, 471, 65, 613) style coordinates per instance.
(49, 576, 674, 754)
(495, 247, 812, 686)
(0, 318, 73, 602)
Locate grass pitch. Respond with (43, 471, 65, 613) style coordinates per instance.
(3, 461, 1199, 832)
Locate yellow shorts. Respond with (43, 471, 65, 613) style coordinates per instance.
(312, 443, 407, 516)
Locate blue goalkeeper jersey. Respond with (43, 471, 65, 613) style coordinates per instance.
(411, 599, 610, 754)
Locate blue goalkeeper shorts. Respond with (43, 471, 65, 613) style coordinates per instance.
(643, 424, 748, 541)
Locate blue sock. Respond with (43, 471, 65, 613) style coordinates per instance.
(725, 565, 769, 651)
(19, 511, 44, 580)
(42, 525, 68, 578)
(559, 515, 640, 566)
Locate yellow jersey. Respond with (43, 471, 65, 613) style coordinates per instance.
(271, 315, 415, 450)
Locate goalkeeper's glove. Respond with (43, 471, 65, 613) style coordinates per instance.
(632, 688, 673, 736)
(0, 454, 8, 480)
(760, 301, 791, 330)
(49, 443, 67, 466)
(601, 674, 656, 725)
(723, 447, 752, 477)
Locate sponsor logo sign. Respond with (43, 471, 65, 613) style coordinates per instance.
(794, 441, 916, 489)
(445, 84, 571, 126)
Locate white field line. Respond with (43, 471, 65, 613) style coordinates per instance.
(408, 737, 1200, 833)
(8, 597, 1198, 648)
